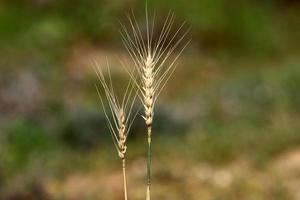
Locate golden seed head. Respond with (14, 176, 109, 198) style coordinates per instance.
(118, 151, 125, 159)
(120, 109, 125, 122)
(145, 54, 153, 68)
(144, 77, 153, 87)
(145, 116, 153, 126)
(120, 10, 189, 142)
(145, 87, 154, 97)
(145, 107, 152, 116)
(144, 68, 153, 78)
(144, 96, 153, 107)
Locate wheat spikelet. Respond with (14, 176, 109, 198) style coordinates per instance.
(93, 60, 139, 200)
(120, 8, 190, 200)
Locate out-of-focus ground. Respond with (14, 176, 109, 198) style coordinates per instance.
(0, 1, 300, 200)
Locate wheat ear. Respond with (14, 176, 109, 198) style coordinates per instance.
(120, 9, 190, 200)
(94, 60, 139, 200)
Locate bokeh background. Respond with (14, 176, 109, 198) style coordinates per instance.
(0, 0, 300, 199)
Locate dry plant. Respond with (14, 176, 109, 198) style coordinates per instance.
(93, 61, 139, 200)
(120, 9, 190, 200)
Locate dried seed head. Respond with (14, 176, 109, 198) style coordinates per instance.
(144, 78, 153, 88)
(144, 68, 153, 78)
(94, 61, 139, 160)
(144, 96, 153, 107)
(118, 109, 125, 127)
(145, 54, 153, 68)
(145, 116, 153, 126)
(121, 11, 190, 131)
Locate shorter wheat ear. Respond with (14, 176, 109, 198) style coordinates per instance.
(93, 60, 139, 200)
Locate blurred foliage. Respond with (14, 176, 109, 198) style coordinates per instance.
(61, 110, 108, 150)
(0, 0, 299, 56)
(183, 62, 300, 165)
(2, 120, 57, 175)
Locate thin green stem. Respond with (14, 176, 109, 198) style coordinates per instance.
(146, 126, 152, 200)
(122, 158, 128, 200)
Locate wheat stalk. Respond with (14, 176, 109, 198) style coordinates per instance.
(93, 60, 139, 200)
(120, 9, 190, 200)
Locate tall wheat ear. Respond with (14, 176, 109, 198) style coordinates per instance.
(93, 60, 139, 200)
(120, 9, 190, 200)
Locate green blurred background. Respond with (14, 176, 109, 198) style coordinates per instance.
(0, 0, 299, 199)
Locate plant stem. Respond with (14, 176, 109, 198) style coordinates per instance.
(146, 126, 152, 200)
(122, 158, 128, 200)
